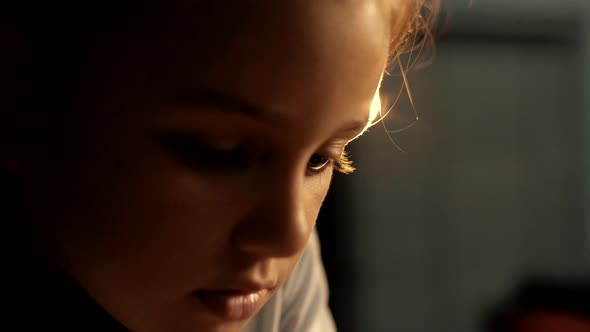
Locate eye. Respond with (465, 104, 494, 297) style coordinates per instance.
(307, 153, 333, 175)
(306, 152, 357, 176)
(156, 132, 252, 173)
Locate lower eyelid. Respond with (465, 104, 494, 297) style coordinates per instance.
(311, 160, 331, 170)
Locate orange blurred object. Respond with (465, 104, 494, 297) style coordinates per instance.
(512, 311, 590, 332)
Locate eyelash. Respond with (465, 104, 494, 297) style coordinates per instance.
(307, 152, 355, 176)
(335, 152, 356, 174)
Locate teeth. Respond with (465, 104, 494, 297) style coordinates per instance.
(247, 292, 260, 304)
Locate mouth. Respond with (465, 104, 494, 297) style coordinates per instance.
(192, 284, 274, 321)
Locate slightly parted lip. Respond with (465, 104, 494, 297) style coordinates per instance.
(192, 284, 275, 321)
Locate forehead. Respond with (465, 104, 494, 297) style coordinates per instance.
(163, 1, 390, 119)
(217, 5, 385, 93)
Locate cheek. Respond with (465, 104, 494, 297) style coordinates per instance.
(42, 127, 252, 296)
(304, 171, 334, 223)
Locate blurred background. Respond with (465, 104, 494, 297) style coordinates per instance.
(317, 0, 590, 331)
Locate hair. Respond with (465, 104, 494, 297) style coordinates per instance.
(368, 0, 440, 132)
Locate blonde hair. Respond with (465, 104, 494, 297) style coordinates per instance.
(368, 0, 440, 130)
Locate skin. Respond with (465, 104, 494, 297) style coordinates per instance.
(6, 0, 409, 331)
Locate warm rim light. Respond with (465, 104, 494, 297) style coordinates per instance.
(358, 73, 384, 137)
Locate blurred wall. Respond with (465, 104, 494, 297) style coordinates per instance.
(320, 1, 590, 332)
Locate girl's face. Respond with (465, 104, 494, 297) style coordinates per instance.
(24, 1, 403, 331)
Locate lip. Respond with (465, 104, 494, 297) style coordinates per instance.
(193, 282, 275, 321)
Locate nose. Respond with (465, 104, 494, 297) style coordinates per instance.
(232, 168, 311, 258)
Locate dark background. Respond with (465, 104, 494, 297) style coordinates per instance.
(317, 1, 590, 331)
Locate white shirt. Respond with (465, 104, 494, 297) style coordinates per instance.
(241, 231, 336, 332)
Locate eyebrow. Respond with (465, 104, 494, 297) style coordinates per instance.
(175, 87, 276, 119)
(340, 119, 370, 135)
(175, 87, 369, 138)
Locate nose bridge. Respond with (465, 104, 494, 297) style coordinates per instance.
(233, 165, 311, 258)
